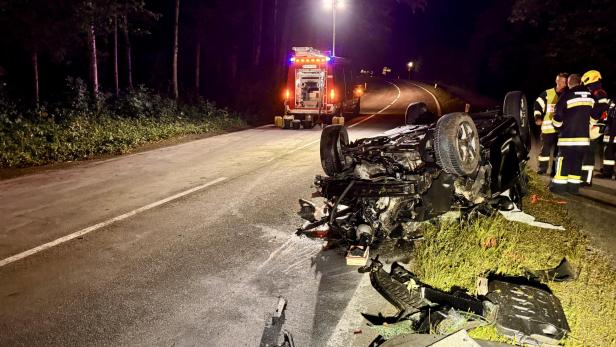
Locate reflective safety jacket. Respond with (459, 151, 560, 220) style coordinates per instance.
(534, 88, 563, 134)
(553, 85, 602, 146)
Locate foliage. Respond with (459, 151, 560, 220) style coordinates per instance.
(0, 87, 246, 168)
(411, 169, 616, 346)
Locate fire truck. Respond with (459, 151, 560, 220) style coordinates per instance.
(275, 47, 362, 129)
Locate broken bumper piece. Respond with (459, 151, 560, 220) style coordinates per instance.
(363, 257, 570, 345)
(486, 280, 570, 345)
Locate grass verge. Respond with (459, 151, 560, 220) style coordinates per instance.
(411, 170, 616, 346)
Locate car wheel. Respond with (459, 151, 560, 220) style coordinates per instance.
(292, 119, 301, 130)
(405, 102, 437, 125)
(503, 91, 531, 151)
(434, 112, 480, 176)
(320, 125, 349, 176)
(302, 120, 314, 129)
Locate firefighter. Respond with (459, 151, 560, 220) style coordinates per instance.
(550, 74, 602, 195)
(534, 73, 569, 175)
(580, 70, 614, 180)
(600, 102, 616, 179)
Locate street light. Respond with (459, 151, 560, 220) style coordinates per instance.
(407, 61, 414, 80)
(323, 0, 346, 56)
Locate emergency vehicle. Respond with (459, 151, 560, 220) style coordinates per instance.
(275, 47, 362, 129)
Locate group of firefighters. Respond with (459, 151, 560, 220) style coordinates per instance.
(534, 70, 615, 195)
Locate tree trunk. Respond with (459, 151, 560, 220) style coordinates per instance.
(32, 50, 40, 105)
(113, 16, 119, 97)
(194, 42, 201, 93)
(275, 0, 291, 81)
(88, 24, 99, 96)
(253, 0, 264, 67)
(172, 0, 180, 100)
(230, 46, 238, 81)
(123, 15, 133, 90)
(273, 0, 278, 60)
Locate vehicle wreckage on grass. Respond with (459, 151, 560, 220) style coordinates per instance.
(297, 91, 532, 247)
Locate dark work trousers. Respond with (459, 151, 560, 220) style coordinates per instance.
(551, 146, 585, 194)
(603, 135, 616, 176)
(581, 139, 599, 184)
(538, 133, 558, 175)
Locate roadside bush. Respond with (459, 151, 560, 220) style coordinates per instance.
(0, 88, 247, 168)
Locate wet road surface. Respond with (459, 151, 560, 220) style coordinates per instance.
(0, 79, 451, 346)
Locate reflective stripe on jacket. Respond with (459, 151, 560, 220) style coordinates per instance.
(554, 85, 602, 147)
(534, 88, 559, 134)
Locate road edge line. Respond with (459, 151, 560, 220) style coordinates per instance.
(408, 82, 442, 116)
(348, 81, 402, 129)
(0, 177, 228, 268)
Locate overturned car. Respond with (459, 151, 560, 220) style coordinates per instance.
(297, 92, 531, 246)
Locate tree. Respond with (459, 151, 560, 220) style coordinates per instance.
(0, 0, 75, 105)
(509, 0, 616, 91)
(172, 0, 180, 100)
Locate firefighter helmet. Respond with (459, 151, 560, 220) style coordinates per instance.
(582, 70, 602, 85)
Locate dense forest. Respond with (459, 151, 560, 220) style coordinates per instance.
(0, 0, 614, 167)
(1, 0, 614, 110)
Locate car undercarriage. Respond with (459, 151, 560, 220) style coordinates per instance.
(297, 91, 532, 248)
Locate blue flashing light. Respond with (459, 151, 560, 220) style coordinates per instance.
(326, 56, 332, 62)
(289, 57, 296, 63)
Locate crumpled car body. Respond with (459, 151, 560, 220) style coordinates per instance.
(298, 91, 531, 246)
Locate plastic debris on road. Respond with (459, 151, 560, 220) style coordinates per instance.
(499, 206, 565, 230)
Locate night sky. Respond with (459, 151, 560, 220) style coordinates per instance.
(1, 0, 614, 110)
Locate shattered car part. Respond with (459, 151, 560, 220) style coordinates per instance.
(379, 330, 514, 347)
(259, 297, 295, 347)
(298, 92, 531, 247)
(528, 258, 576, 282)
(363, 258, 570, 346)
(363, 258, 485, 317)
(362, 257, 429, 316)
(486, 280, 570, 345)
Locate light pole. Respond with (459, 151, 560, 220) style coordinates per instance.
(407, 61, 414, 80)
(324, 0, 345, 56)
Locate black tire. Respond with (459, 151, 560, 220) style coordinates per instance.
(405, 102, 437, 125)
(302, 120, 314, 129)
(434, 112, 480, 176)
(292, 119, 301, 130)
(320, 125, 349, 176)
(503, 91, 531, 151)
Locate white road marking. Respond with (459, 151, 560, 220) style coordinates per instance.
(348, 81, 402, 129)
(1, 81, 408, 268)
(0, 177, 228, 268)
(265, 82, 403, 162)
(409, 81, 442, 116)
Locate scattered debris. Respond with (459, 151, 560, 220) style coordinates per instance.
(526, 258, 577, 282)
(346, 245, 370, 266)
(486, 280, 570, 345)
(529, 194, 567, 205)
(259, 297, 295, 347)
(360, 258, 571, 346)
(499, 206, 565, 230)
(378, 329, 516, 347)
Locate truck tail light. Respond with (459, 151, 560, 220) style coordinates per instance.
(330, 89, 335, 102)
(285, 89, 290, 100)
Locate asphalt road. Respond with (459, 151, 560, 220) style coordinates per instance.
(0, 79, 450, 346)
